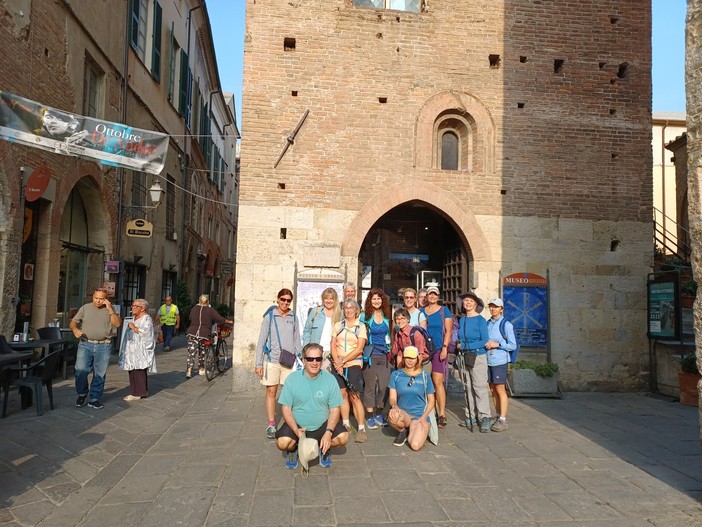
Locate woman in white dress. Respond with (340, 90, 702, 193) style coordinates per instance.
(119, 299, 157, 401)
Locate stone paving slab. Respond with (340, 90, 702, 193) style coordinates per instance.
(0, 336, 701, 526)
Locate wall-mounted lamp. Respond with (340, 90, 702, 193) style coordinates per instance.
(121, 181, 166, 211)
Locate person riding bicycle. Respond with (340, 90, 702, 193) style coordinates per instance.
(185, 294, 233, 379)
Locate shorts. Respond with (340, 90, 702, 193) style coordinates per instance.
(260, 360, 295, 386)
(275, 420, 347, 442)
(488, 363, 508, 384)
(431, 351, 448, 376)
(332, 365, 363, 393)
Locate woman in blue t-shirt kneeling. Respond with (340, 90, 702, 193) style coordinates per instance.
(387, 346, 435, 450)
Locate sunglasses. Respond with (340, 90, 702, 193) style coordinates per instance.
(304, 356, 323, 362)
(407, 376, 415, 387)
(279, 297, 292, 303)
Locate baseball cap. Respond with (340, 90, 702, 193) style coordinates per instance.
(426, 286, 440, 295)
(403, 346, 419, 358)
(488, 298, 504, 307)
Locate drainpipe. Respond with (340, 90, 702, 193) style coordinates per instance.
(179, 3, 203, 293)
(115, 0, 131, 309)
(661, 121, 668, 252)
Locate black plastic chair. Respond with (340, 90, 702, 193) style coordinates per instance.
(0, 335, 15, 354)
(2, 350, 62, 418)
(36, 327, 76, 379)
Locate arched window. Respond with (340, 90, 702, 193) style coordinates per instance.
(441, 131, 459, 170)
(433, 111, 475, 172)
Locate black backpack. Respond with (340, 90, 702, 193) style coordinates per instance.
(409, 326, 438, 361)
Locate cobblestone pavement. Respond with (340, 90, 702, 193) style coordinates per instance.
(1, 336, 701, 526)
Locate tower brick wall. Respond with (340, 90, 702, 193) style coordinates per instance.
(234, 0, 652, 391)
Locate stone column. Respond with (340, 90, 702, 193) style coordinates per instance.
(685, 0, 702, 443)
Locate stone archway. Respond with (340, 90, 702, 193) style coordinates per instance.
(341, 181, 491, 262)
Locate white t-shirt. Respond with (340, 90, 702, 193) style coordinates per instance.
(320, 316, 333, 352)
(409, 308, 427, 327)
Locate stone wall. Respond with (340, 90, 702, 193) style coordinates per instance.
(685, 0, 702, 441)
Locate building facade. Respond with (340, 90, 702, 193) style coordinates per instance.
(234, 0, 653, 391)
(0, 0, 237, 335)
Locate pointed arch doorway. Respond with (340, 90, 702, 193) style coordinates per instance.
(358, 201, 472, 311)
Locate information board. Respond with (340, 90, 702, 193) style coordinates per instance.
(503, 273, 548, 349)
(647, 272, 679, 340)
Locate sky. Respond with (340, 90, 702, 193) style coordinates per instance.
(207, 0, 687, 130)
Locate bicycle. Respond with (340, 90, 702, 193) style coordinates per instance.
(204, 323, 231, 381)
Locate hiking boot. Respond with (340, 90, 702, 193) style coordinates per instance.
(75, 395, 87, 407)
(479, 417, 491, 433)
(375, 415, 388, 427)
(266, 425, 276, 439)
(88, 400, 104, 409)
(491, 419, 509, 432)
(366, 416, 378, 430)
(393, 428, 408, 447)
(285, 450, 298, 469)
(319, 447, 332, 468)
(437, 415, 447, 428)
(355, 428, 367, 443)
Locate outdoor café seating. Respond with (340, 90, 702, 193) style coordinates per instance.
(1, 350, 62, 418)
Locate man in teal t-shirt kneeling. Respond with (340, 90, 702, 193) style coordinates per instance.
(275, 343, 349, 469)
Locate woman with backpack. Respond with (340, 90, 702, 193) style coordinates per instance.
(421, 286, 453, 429)
(456, 291, 491, 433)
(360, 288, 392, 430)
(330, 298, 368, 443)
(485, 298, 517, 432)
(302, 287, 342, 371)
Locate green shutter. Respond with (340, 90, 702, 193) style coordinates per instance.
(178, 49, 189, 116)
(150, 0, 162, 81)
(130, 0, 140, 49)
(167, 22, 175, 101)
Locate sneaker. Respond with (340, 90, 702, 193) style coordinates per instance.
(366, 416, 378, 430)
(198, 368, 206, 376)
(375, 415, 388, 427)
(75, 395, 87, 407)
(479, 416, 491, 433)
(88, 400, 104, 409)
(185, 368, 192, 379)
(437, 415, 447, 428)
(285, 450, 298, 470)
(163, 346, 171, 352)
(319, 447, 332, 468)
(458, 417, 477, 428)
(266, 425, 276, 439)
(393, 428, 408, 447)
(355, 428, 367, 443)
(491, 419, 509, 432)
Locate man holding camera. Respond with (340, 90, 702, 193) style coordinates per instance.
(69, 289, 122, 409)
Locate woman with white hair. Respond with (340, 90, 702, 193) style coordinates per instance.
(119, 299, 156, 400)
(185, 294, 233, 379)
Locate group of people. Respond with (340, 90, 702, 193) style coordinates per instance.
(69, 289, 231, 408)
(256, 282, 518, 470)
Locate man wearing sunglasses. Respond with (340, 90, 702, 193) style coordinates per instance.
(275, 343, 349, 470)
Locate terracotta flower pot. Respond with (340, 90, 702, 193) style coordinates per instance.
(678, 371, 701, 406)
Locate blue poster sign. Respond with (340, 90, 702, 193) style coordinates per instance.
(503, 273, 549, 348)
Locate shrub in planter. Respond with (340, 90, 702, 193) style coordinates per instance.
(509, 360, 560, 395)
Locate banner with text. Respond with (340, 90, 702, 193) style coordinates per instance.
(0, 91, 168, 175)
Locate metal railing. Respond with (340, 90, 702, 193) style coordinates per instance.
(653, 206, 692, 261)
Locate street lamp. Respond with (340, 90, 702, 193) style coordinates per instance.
(121, 181, 166, 211)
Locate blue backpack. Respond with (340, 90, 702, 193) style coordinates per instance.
(498, 318, 519, 363)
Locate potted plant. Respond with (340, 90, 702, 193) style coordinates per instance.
(508, 360, 560, 395)
(678, 352, 700, 406)
(681, 279, 697, 309)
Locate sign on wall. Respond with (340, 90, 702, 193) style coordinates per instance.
(647, 272, 680, 340)
(296, 281, 344, 332)
(502, 272, 549, 349)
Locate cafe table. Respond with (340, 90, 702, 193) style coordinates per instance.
(8, 338, 69, 359)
